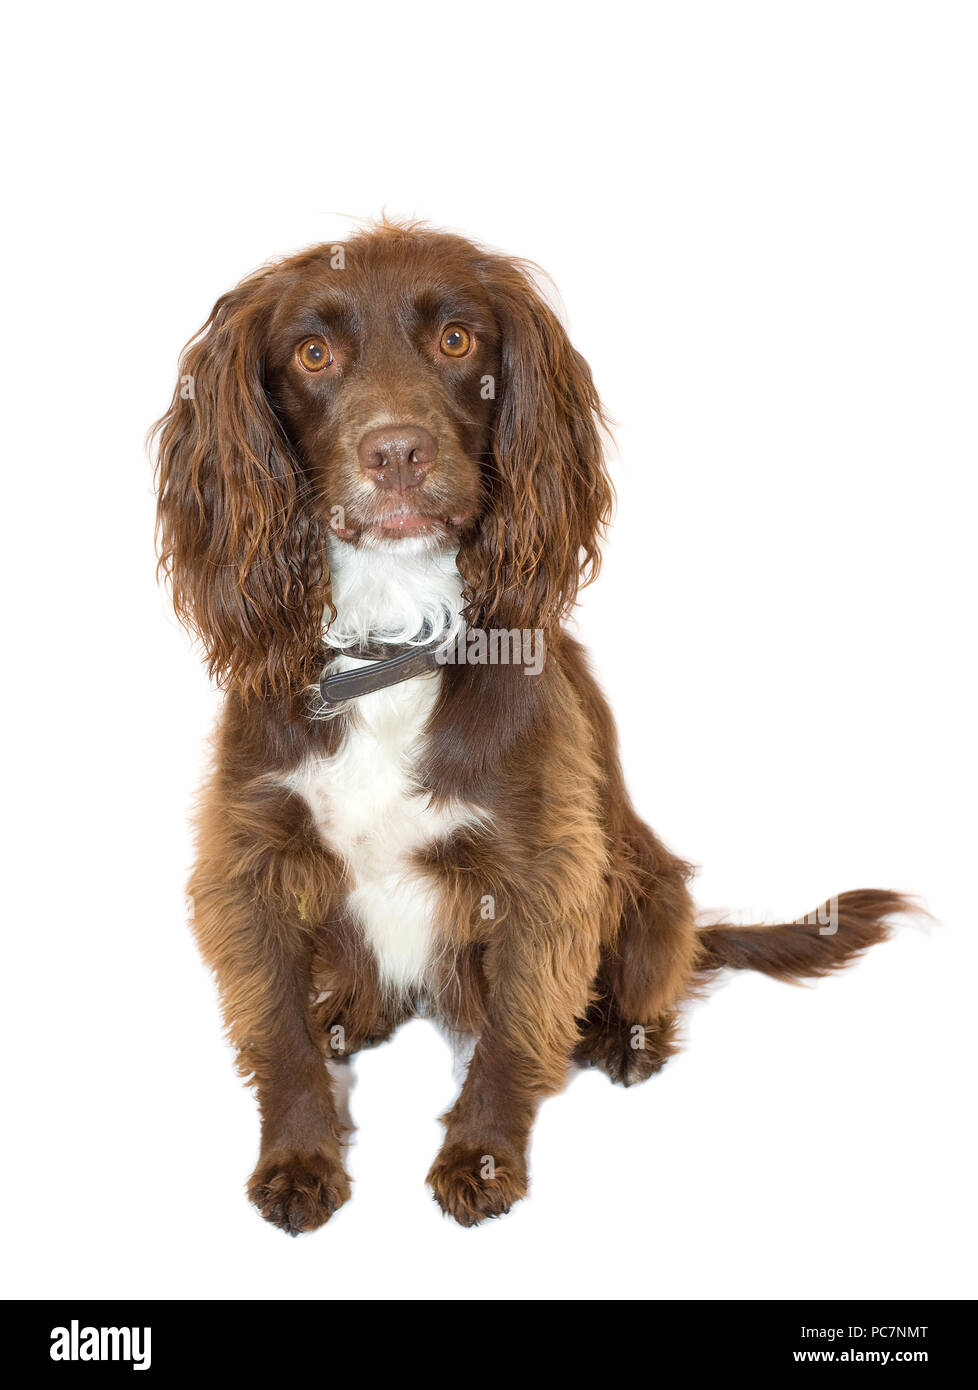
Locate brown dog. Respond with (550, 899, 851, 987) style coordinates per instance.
(154, 222, 909, 1231)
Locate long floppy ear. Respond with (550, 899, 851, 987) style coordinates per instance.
(459, 256, 613, 631)
(153, 274, 329, 698)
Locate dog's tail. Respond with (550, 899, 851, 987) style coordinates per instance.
(696, 889, 914, 982)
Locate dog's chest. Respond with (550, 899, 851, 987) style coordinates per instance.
(286, 673, 479, 993)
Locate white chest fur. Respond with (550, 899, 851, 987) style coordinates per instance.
(287, 676, 480, 992)
(285, 538, 483, 994)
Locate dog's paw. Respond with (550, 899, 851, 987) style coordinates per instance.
(248, 1148, 351, 1235)
(426, 1142, 527, 1227)
(576, 1015, 678, 1087)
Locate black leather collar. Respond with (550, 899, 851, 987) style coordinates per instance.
(318, 634, 444, 708)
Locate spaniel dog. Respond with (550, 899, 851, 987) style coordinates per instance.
(155, 222, 908, 1231)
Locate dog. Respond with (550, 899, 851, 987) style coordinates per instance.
(154, 221, 910, 1231)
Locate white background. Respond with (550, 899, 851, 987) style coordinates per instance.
(3, 2, 975, 1301)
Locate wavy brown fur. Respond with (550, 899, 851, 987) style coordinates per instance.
(154, 222, 912, 1231)
(697, 890, 913, 981)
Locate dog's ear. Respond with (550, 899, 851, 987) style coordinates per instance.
(459, 256, 613, 631)
(153, 272, 330, 697)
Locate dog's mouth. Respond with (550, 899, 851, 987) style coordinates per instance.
(371, 509, 447, 539)
(329, 502, 476, 545)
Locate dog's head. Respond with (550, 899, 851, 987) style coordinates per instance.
(154, 223, 612, 695)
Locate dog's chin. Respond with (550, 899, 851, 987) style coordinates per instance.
(360, 526, 451, 556)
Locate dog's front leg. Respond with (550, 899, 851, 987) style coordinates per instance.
(243, 931, 351, 1236)
(191, 849, 350, 1235)
(427, 924, 599, 1226)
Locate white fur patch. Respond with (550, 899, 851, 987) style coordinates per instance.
(285, 538, 484, 993)
(324, 534, 464, 648)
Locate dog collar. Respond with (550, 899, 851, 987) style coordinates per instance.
(318, 633, 445, 708)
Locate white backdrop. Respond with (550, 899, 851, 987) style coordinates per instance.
(3, 1, 975, 1301)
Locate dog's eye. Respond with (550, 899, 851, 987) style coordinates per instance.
(439, 325, 473, 358)
(296, 337, 333, 372)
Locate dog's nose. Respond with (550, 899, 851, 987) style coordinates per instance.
(357, 424, 438, 489)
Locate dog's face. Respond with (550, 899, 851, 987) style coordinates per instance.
(265, 237, 499, 552)
(154, 224, 612, 695)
